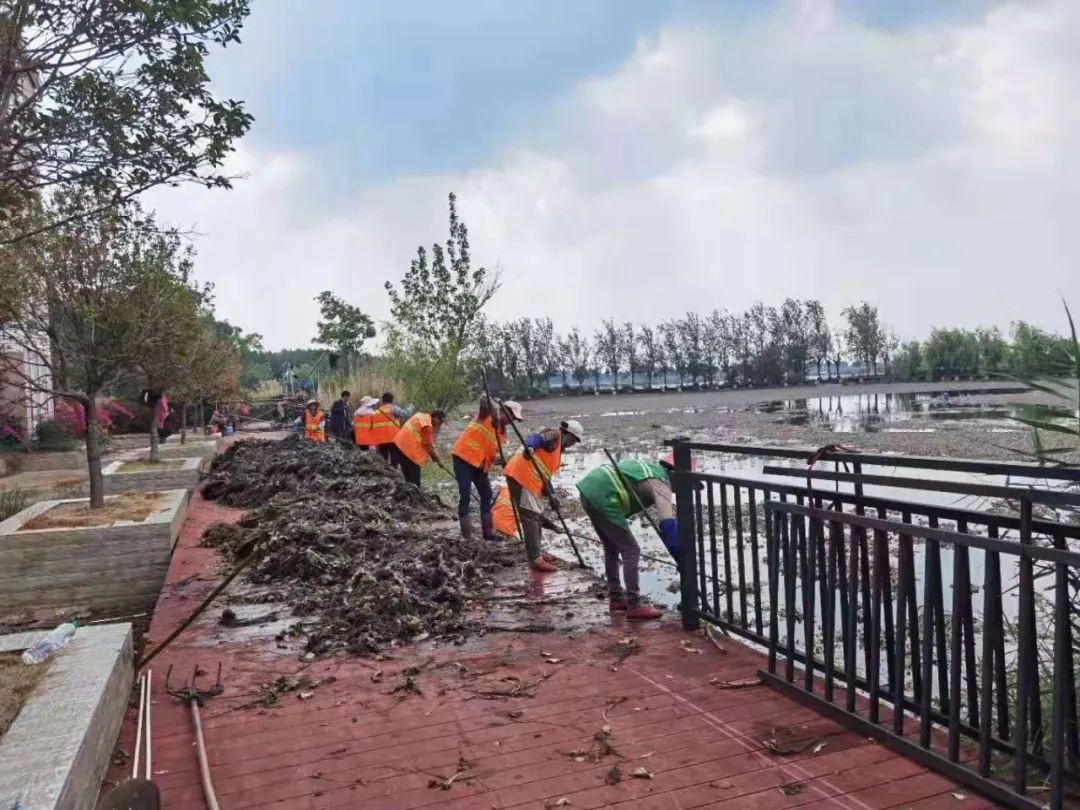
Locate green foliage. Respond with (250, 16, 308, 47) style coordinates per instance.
(1009, 301, 1079, 463)
(383, 193, 499, 409)
(842, 301, 886, 374)
(34, 419, 77, 451)
(893, 341, 923, 382)
(0, 191, 202, 506)
(313, 291, 376, 359)
(0, 0, 252, 237)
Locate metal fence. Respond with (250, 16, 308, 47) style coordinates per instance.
(667, 440, 1080, 809)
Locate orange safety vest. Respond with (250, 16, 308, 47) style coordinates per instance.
(492, 484, 518, 538)
(451, 415, 505, 473)
(353, 409, 374, 444)
(303, 409, 325, 442)
(504, 434, 562, 497)
(393, 412, 434, 466)
(369, 404, 400, 445)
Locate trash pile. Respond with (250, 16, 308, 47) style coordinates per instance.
(201, 437, 519, 654)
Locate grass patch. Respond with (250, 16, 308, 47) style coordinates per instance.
(21, 492, 164, 530)
(0, 487, 30, 522)
(0, 652, 50, 738)
(117, 458, 185, 473)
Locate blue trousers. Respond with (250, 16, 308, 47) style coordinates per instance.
(453, 455, 493, 518)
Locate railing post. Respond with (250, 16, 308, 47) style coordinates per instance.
(673, 438, 700, 631)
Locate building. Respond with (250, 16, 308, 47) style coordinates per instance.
(0, 330, 53, 441)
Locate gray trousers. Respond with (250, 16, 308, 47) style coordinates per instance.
(581, 497, 641, 605)
(507, 479, 543, 561)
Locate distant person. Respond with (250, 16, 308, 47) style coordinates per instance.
(450, 396, 523, 540)
(576, 455, 683, 620)
(329, 390, 351, 443)
(154, 392, 171, 442)
(391, 409, 447, 486)
(294, 399, 326, 442)
(351, 395, 379, 446)
(503, 420, 584, 572)
(369, 392, 410, 462)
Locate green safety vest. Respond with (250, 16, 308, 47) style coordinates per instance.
(576, 459, 670, 530)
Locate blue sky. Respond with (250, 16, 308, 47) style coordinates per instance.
(148, 0, 1080, 349)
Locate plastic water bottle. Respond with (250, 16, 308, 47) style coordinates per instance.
(21, 620, 77, 665)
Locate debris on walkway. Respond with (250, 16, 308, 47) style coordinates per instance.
(200, 437, 518, 654)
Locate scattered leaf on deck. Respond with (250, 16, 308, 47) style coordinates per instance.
(709, 677, 761, 689)
(632, 767, 654, 779)
(778, 783, 804, 796)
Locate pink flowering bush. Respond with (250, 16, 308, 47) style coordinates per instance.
(52, 399, 135, 438)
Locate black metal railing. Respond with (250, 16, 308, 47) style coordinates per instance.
(668, 440, 1080, 810)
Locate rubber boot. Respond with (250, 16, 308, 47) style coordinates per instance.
(480, 511, 497, 541)
(459, 514, 476, 541)
(531, 557, 557, 573)
(609, 599, 629, 612)
(627, 602, 663, 620)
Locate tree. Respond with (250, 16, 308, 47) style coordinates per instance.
(511, 318, 538, 392)
(660, 320, 686, 389)
(829, 329, 844, 381)
(535, 318, 558, 393)
(562, 327, 590, 392)
(638, 324, 662, 389)
(780, 298, 810, 384)
(313, 291, 376, 369)
(0, 0, 252, 239)
(384, 193, 499, 408)
(745, 304, 771, 385)
(622, 322, 638, 391)
(594, 319, 622, 393)
(705, 309, 732, 387)
(974, 326, 1007, 377)
(0, 192, 196, 506)
(843, 302, 884, 375)
(806, 300, 831, 382)
(134, 255, 212, 462)
(894, 340, 922, 382)
(679, 312, 706, 386)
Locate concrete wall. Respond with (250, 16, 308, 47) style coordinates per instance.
(101, 456, 204, 496)
(0, 489, 188, 625)
(0, 623, 133, 810)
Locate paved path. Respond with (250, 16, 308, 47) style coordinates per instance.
(101, 491, 994, 809)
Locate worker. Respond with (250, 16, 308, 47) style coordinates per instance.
(351, 395, 379, 446)
(491, 484, 518, 538)
(450, 396, 523, 540)
(295, 399, 326, 442)
(370, 392, 409, 462)
(391, 409, 447, 486)
(503, 420, 584, 572)
(491, 483, 559, 540)
(328, 390, 351, 443)
(575, 454, 683, 620)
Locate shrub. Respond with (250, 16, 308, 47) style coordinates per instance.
(0, 487, 30, 521)
(0, 418, 25, 450)
(52, 398, 134, 438)
(34, 418, 78, 450)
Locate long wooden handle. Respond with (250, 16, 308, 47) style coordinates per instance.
(191, 700, 220, 810)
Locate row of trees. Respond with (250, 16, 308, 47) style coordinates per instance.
(0, 193, 250, 505)
(892, 322, 1074, 382)
(476, 301, 898, 396)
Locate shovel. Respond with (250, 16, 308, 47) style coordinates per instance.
(100, 670, 161, 809)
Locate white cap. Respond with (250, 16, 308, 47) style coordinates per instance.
(562, 419, 585, 441)
(359, 395, 378, 407)
(501, 400, 524, 421)
(306, 398, 319, 406)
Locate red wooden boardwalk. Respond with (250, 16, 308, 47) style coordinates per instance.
(102, 491, 994, 809)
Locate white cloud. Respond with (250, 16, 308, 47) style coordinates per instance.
(147, 0, 1080, 348)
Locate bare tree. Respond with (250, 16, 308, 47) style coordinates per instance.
(660, 320, 686, 389)
(563, 327, 591, 393)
